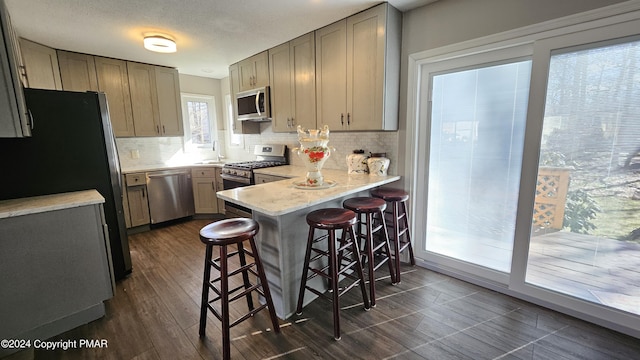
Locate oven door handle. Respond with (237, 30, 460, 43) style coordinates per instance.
(220, 173, 252, 185)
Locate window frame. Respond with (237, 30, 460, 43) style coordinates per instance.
(181, 93, 217, 149)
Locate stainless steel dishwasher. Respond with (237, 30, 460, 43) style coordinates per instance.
(146, 169, 195, 224)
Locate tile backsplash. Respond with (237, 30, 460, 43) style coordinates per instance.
(117, 123, 399, 174)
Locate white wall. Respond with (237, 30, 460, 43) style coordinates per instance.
(396, 0, 629, 183)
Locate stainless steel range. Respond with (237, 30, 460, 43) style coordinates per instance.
(221, 144, 287, 217)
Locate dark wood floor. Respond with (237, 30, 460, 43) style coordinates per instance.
(5, 219, 640, 360)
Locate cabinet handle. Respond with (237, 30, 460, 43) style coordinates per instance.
(156, 125, 160, 134)
(340, 113, 344, 126)
(142, 188, 146, 198)
(347, 113, 351, 125)
(162, 125, 166, 134)
(291, 118, 294, 127)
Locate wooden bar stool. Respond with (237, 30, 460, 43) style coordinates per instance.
(343, 197, 396, 306)
(371, 188, 416, 283)
(199, 218, 280, 360)
(295, 208, 370, 340)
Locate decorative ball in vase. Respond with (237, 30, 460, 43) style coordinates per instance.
(294, 125, 334, 186)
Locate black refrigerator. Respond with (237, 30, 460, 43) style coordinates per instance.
(0, 88, 132, 279)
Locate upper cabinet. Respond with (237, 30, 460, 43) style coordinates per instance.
(19, 39, 62, 90)
(269, 32, 316, 133)
(57, 51, 99, 91)
(228, 63, 259, 134)
(58, 50, 183, 137)
(94, 57, 136, 137)
(238, 51, 269, 92)
(127, 61, 159, 136)
(0, 1, 30, 138)
(316, 3, 401, 131)
(154, 66, 183, 136)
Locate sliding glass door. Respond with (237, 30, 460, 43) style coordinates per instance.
(410, 9, 640, 335)
(425, 60, 531, 274)
(524, 38, 640, 315)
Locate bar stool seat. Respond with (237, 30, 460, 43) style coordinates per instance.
(296, 208, 370, 340)
(199, 218, 280, 360)
(343, 197, 396, 306)
(371, 188, 415, 283)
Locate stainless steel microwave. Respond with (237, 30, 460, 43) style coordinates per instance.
(236, 86, 271, 121)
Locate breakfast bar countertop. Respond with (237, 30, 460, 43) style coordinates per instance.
(217, 167, 400, 217)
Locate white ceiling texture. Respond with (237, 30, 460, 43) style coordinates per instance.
(5, 0, 438, 79)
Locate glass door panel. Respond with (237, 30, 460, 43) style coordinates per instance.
(426, 60, 531, 272)
(526, 39, 640, 315)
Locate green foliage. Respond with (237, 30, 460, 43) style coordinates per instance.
(563, 189, 601, 234)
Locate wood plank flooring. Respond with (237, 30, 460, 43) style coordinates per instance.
(4, 219, 639, 360)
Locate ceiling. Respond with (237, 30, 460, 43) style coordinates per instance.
(5, 0, 438, 80)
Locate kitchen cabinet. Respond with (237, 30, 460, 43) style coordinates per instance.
(238, 51, 269, 91)
(57, 50, 99, 91)
(215, 167, 225, 214)
(0, 191, 113, 356)
(228, 63, 260, 134)
(254, 173, 289, 184)
(154, 66, 183, 136)
(19, 38, 62, 90)
(269, 32, 316, 132)
(126, 63, 183, 137)
(125, 172, 150, 227)
(0, 0, 30, 138)
(95, 57, 135, 137)
(315, 3, 401, 131)
(127, 61, 159, 136)
(191, 167, 219, 214)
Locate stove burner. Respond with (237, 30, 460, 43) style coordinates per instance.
(224, 160, 287, 170)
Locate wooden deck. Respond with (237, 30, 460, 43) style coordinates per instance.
(527, 231, 640, 314)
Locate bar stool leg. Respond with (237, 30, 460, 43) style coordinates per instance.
(248, 237, 281, 332)
(199, 244, 213, 337)
(219, 244, 231, 360)
(391, 202, 402, 283)
(296, 226, 316, 315)
(401, 201, 416, 266)
(350, 225, 370, 310)
(237, 243, 255, 310)
(328, 229, 341, 340)
(364, 212, 377, 306)
(377, 209, 397, 285)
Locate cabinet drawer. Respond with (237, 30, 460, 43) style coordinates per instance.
(192, 168, 216, 178)
(125, 173, 146, 186)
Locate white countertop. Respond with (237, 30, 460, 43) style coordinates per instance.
(0, 190, 105, 219)
(121, 161, 228, 174)
(217, 167, 400, 216)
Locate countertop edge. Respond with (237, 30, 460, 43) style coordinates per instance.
(0, 190, 105, 219)
(217, 174, 401, 217)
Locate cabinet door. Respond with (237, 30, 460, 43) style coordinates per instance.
(95, 57, 135, 137)
(238, 51, 269, 91)
(229, 63, 259, 134)
(315, 20, 347, 131)
(215, 167, 225, 214)
(192, 178, 218, 214)
(155, 66, 183, 136)
(347, 5, 385, 130)
(19, 38, 62, 90)
(252, 51, 269, 88)
(127, 62, 159, 136)
(269, 42, 293, 132)
(127, 186, 150, 227)
(290, 33, 316, 131)
(57, 51, 99, 91)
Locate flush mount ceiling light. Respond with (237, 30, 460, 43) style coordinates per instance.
(143, 35, 176, 53)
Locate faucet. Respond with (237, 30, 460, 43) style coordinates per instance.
(212, 140, 224, 162)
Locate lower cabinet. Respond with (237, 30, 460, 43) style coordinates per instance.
(192, 167, 219, 214)
(125, 172, 150, 227)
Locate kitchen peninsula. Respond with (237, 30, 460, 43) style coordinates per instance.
(216, 167, 400, 319)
